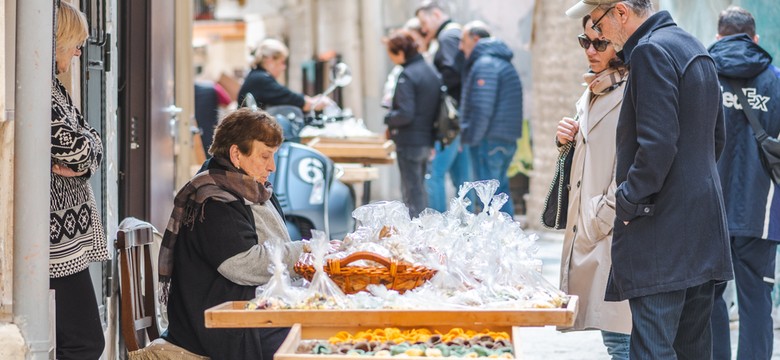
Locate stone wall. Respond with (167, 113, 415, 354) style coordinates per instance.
(527, 0, 587, 230)
(0, 0, 12, 320)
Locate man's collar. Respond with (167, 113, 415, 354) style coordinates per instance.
(435, 19, 452, 37)
(622, 11, 676, 64)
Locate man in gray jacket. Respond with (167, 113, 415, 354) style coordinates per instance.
(458, 21, 523, 215)
(566, 0, 733, 358)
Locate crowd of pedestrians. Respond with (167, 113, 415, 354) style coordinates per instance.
(383, 1, 525, 218)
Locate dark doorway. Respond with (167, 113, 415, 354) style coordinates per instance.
(118, 0, 177, 232)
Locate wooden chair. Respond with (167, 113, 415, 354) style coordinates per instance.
(116, 219, 161, 352)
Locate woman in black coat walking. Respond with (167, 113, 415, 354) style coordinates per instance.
(383, 30, 443, 217)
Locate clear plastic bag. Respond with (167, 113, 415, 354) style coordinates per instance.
(246, 242, 302, 309)
(298, 230, 351, 309)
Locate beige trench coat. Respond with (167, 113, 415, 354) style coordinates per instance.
(559, 79, 632, 334)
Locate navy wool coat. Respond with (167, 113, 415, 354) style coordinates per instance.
(606, 11, 733, 301)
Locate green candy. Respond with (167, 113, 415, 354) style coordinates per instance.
(434, 344, 451, 357)
(470, 345, 489, 357)
(390, 344, 410, 356)
(312, 343, 332, 355)
(495, 347, 514, 354)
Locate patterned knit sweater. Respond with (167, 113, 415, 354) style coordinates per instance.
(50, 78, 108, 278)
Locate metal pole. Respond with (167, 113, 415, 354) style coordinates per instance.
(13, 0, 54, 358)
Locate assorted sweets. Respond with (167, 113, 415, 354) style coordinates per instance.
(248, 181, 568, 311)
(246, 292, 341, 310)
(296, 328, 514, 358)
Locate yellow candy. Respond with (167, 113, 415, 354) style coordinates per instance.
(404, 348, 424, 357)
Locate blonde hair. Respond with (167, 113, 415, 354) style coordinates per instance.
(56, 1, 89, 55)
(250, 38, 289, 68)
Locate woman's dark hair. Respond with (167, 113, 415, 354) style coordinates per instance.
(581, 14, 591, 29)
(385, 30, 420, 60)
(581, 14, 625, 70)
(208, 108, 283, 157)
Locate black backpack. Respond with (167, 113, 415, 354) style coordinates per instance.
(433, 86, 460, 148)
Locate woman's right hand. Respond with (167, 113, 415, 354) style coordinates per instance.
(556, 117, 580, 145)
(52, 163, 87, 177)
(303, 95, 333, 112)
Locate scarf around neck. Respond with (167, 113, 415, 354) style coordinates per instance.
(583, 66, 628, 96)
(158, 156, 272, 306)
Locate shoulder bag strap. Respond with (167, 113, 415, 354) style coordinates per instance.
(727, 78, 770, 142)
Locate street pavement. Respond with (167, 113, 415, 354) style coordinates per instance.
(523, 226, 780, 359)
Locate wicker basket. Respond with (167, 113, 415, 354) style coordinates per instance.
(294, 251, 437, 294)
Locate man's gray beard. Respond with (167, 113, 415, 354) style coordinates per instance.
(611, 27, 629, 52)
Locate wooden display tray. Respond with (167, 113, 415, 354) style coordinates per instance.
(305, 137, 396, 165)
(275, 323, 523, 360)
(204, 296, 577, 329)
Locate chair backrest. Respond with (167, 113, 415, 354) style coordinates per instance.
(116, 219, 161, 352)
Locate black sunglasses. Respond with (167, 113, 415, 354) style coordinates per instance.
(591, 6, 615, 35)
(577, 34, 611, 52)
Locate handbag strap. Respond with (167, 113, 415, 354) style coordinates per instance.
(727, 78, 770, 142)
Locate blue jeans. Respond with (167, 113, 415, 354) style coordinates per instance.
(396, 145, 431, 217)
(425, 135, 473, 212)
(712, 236, 776, 360)
(601, 330, 630, 360)
(470, 139, 517, 215)
(629, 281, 716, 360)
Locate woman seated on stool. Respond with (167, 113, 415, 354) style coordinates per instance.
(159, 108, 305, 360)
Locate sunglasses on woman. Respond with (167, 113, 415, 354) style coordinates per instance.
(577, 34, 610, 52)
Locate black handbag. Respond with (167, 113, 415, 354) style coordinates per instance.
(542, 141, 575, 229)
(728, 79, 780, 184)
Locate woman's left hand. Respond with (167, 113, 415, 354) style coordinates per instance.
(328, 240, 343, 253)
(52, 163, 87, 177)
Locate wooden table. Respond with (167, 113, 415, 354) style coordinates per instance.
(305, 136, 395, 204)
(205, 297, 577, 359)
(205, 298, 577, 329)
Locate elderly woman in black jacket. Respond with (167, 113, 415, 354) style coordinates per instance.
(384, 30, 443, 217)
(159, 108, 304, 359)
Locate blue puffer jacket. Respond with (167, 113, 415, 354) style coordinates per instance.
(709, 34, 780, 241)
(459, 38, 523, 145)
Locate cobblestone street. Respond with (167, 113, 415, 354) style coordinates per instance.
(522, 228, 780, 359)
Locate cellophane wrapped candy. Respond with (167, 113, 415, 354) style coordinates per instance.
(246, 241, 302, 309)
(299, 230, 351, 309)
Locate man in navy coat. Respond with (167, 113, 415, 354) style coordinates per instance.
(709, 6, 780, 360)
(458, 21, 523, 215)
(566, 0, 734, 358)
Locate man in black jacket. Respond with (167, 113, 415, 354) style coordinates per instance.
(416, 1, 473, 212)
(708, 6, 780, 360)
(566, 0, 733, 358)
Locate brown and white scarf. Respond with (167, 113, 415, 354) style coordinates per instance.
(584, 66, 628, 96)
(158, 156, 272, 306)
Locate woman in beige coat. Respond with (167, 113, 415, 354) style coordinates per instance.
(556, 15, 631, 360)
